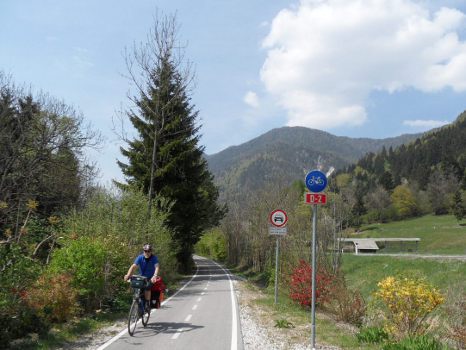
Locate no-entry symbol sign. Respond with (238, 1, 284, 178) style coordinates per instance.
(269, 209, 288, 228)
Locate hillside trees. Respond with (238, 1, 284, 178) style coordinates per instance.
(117, 14, 224, 272)
(0, 72, 99, 245)
(338, 111, 466, 223)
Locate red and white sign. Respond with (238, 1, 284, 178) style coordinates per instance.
(305, 193, 327, 205)
(269, 209, 288, 227)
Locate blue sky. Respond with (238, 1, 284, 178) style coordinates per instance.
(1, 0, 466, 186)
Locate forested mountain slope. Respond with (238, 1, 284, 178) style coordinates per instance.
(206, 126, 421, 201)
(350, 111, 466, 190)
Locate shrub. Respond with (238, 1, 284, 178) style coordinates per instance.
(374, 275, 444, 339)
(289, 260, 333, 307)
(47, 236, 129, 312)
(357, 327, 390, 344)
(0, 243, 45, 346)
(328, 277, 366, 326)
(274, 319, 294, 329)
(382, 335, 448, 350)
(442, 286, 466, 349)
(23, 273, 79, 323)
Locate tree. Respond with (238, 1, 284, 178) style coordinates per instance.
(391, 185, 418, 218)
(452, 190, 465, 222)
(364, 185, 391, 222)
(0, 72, 99, 242)
(117, 14, 224, 272)
(427, 169, 459, 215)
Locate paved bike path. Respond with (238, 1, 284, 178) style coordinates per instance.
(100, 256, 243, 350)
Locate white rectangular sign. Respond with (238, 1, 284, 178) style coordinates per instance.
(269, 226, 287, 235)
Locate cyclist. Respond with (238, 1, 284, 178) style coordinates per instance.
(124, 243, 160, 311)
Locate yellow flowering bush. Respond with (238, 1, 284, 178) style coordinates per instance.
(48, 215, 60, 225)
(374, 275, 444, 339)
(26, 199, 39, 211)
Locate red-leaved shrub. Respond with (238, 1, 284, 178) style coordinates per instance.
(23, 273, 79, 323)
(289, 259, 333, 307)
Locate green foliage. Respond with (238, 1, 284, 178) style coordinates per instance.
(0, 72, 98, 239)
(391, 185, 418, 218)
(381, 335, 450, 350)
(0, 243, 46, 346)
(452, 190, 465, 222)
(274, 318, 294, 328)
(195, 228, 227, 261)
(47, 237, 110, 311)
(357, 327, 390, 344)
(56, 189, 178, 311)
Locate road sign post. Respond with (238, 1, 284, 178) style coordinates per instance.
(311, 204, 317, 350)
(304, 170, 328, 350)
(269, 209, 287, 305)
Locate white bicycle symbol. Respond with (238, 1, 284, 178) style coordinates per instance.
(307, 176, 324, 186)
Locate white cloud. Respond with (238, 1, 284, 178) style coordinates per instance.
(244, 91, 260, 108)
(260, 0, 466, 129)
(403, 119, 450, 128)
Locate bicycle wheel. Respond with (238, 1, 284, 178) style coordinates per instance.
(141, 300, 150, 327)
(127, 300, 139, 336)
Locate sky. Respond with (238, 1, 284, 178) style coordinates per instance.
(1, 0, 466, 186)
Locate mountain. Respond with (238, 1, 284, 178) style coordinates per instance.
(206, 126, 422, 201)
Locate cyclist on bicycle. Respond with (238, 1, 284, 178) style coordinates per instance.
(124, 243, 159, 311)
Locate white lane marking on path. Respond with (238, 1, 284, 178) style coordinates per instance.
(201, 292, 205, 295)
(192, 304, 198, 310)
(197, 297, 202, 302)
(211, 260, 238, 350)
(96, 266, 199, 350)
(184, 314, 192, 322)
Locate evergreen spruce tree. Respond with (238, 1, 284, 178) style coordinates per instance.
(452, 190, 465, 222)
(117, 15, 224, 272)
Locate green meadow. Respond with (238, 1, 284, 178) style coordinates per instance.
(355, 215, 466, 254)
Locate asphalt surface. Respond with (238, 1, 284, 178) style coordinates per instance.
(99, 256, 243, 350)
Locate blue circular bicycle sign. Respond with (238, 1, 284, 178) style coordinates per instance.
(305, 170, 328, 193)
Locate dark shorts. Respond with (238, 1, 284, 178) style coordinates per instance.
(143, 280, 153, 291)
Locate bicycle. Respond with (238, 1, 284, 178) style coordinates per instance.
(127, 275, 151, 336)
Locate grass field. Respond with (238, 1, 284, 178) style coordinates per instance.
(341, 255, 466, 300)
(354, 214, 466, 254)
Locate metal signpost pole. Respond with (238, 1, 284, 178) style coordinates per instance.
(304, 169, 328, 350)
(311, 204, 317, 350)
(274, 237, 279, 304)
(269, 209, 287, 305)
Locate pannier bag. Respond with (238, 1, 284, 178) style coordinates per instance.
(151, 276, 166, 309)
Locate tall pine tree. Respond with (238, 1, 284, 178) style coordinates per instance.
(117, 14, 224, 272)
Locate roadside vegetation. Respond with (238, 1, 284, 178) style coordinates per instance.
(0, 13, 223, 349)
(199, 197, 465, 349)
